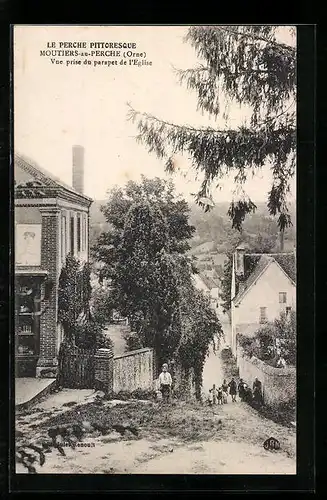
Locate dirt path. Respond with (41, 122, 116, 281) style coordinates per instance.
(202, 343, 224, 394)
(16, 387, 296, 475)
(132, 439, 295, 474)
(202, 326, 231, 394)
(17, 432, 294, 475)
(103, 323, 129, 356)
(16, 322, 295, 476)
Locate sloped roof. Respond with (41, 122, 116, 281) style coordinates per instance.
(198, 272, 220, 289)
(14, 152, 93, 202)
(273, 253, 296, 283)
(234, 252, 296, 304)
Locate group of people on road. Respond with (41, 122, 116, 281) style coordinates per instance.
(207, 377, 263, 406)
(156, 363, 263, 407)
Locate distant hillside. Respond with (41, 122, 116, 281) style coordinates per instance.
(89, 200, 109, 247)
(189, 241, 216, 255)
(89, 198, 296, 252)
(90, 200, 107, 225)
(188, 200, 296, 253)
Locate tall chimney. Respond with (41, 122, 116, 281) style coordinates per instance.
(72, 145, 84, 194)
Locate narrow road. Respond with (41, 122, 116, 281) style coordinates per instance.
(201, 316, 231, 395)
(202, 342, 224, 394)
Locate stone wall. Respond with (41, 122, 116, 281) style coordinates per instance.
(94, 347, 114, 393)
(236, 346, 296, 407)
(113, 347, 153, 394)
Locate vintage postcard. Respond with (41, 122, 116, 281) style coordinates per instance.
(13, 25, 297, 476)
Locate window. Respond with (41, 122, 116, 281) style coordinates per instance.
(16, 280, 41, 360)
(286, 306, 292, 316)
(84, 216, 88, 252)
(279, 292, 287, 304)
(259, 307, 267, 324)
(77, 215, 81, 253)
(70, 215, 75, 255)
(61, 215, 66, 262)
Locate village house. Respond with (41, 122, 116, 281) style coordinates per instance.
(14, 146, 93, 378)
(230, 244, 296, 357)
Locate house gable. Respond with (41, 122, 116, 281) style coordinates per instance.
(234, 259, 296, 327)
(233, 254, 296, 306)
(233, 255, 270, 305)
(14, 153, 92, 208)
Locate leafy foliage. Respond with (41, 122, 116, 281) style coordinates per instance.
(238, 310, 296, 366)
(94, 178, 223, 396)
(58, 254, 111, 350)
(90, 281, 115, 328)
(93, 176, 196, 279)
(176, 284, 222, 399)
(188, 201, 295, 253)
(58, 254, 88, 343)
(219, 252, 233, 313)
(111, 202, 182, 361)
(127, 26, 296, 232)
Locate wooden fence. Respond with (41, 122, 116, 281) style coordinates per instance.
(57, 344, 95, 389)
(57, 344, 154, 393)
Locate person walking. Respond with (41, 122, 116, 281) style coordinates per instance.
(208, 387, 214, 406)
(217, 386, 223, 404)
(238, 378, 247, 401)
(253, 377, 263, 406)
(228, 377, 237, 402)
(222, 379, 229, 404)
(212, 384, 218, 405)
(158, 363, 172, 403)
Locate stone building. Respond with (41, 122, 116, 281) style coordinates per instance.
(14, 146, 93, 377)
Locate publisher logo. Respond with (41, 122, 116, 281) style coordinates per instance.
(263, 437, 280, 451)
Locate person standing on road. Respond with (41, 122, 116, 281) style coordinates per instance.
(158, 363, 172, 403)
(222, 379, 229, 404)
(212, 384, 218, 405)
(228, 377, 237, 402)
(238, 378, 247, 401)
(208, 387, 214, 406)
(253, 377, 263, 406)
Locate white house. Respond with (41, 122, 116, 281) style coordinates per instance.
(230, 244, 296, 356)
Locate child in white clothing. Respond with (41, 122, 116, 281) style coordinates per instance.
(158, 363, 172, 402)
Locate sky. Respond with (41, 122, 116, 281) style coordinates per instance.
(14, 25, 296, 204)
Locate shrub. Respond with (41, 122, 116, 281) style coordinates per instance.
(252, 310, 296, 366)
(114, 389, 156, 401)
(220, 348, 239, 379)
(114, 390, 130, 401)
(220, 346, 233, 360)
(131, 388, 156, 400)
(254, 399, 296, 427)
(124, 331, 143, 351)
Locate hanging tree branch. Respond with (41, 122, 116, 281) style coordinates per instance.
(216, 26, 296, 54)
(127, 26, 296, 232)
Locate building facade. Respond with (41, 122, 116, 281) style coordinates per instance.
(230, 245, 296, 356)
(14, 147, 93, 377)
